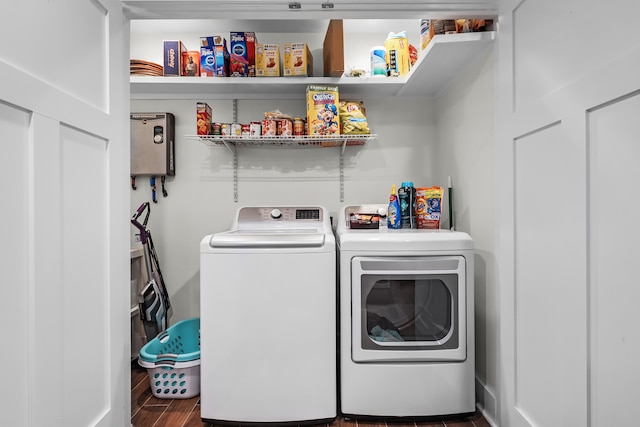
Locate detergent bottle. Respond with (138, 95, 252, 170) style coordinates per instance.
(387, 184, 401, 229)
(399, 181, 417, 229)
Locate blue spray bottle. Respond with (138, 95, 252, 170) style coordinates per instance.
(387, 184, 401, 229)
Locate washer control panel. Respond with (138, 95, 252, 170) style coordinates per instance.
(238, 206, 323, 223)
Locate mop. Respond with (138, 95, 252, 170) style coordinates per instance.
(131, 202, 172, 340)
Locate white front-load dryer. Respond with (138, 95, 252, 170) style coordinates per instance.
(337, 204, 475, 419)
(200, 206, 336, 425)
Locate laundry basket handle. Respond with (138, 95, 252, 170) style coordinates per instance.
(154, 353, 179, 367)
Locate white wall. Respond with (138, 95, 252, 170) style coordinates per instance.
(434, 45, 497, 423)
(130, 95, 437, 320)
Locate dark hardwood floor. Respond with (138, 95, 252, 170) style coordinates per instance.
(132, 364, 492, 427)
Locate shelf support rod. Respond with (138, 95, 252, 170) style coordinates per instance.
(339, 150, 344, 202)
(232, 99, 239, 202)
(233, 99, 238, 123)
(233, 148, 238, 202)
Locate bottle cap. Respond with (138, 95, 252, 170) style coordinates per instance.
(401, 181, 414, 187)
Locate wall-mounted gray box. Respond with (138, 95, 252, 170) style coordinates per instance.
(130, 112, 175, 176)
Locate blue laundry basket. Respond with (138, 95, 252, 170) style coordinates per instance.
(138, 317, 200, 398)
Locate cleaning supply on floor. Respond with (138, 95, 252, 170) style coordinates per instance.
(398, 181, 417, 229)
(387, 184, 401, 229)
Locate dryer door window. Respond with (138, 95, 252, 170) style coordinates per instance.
(351, 256, 467, 362)
(363, 275, 457, 348)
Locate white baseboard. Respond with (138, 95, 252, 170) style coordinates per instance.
(476, 376, 498, 426)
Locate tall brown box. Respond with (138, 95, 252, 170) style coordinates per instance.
(323, 20, 344, 77)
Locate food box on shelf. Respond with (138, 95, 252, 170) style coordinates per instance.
(229, 31, 257, 77)
(196, 102, 212, 135)
(384, 32, 410, 77)
(200, 36, 229, 77)
(283, 42, 313, 77)
(256, 43, 280, 77)
(306, 85, 340, 136)
(163, 40, 187, 76)
(181, 51, 200, 76)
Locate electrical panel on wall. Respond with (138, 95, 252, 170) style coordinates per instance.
(130, 112, 175, 202)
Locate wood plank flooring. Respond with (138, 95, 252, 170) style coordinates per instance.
(132, 364, 491, 427)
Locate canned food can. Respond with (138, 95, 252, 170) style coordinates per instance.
(220, 123, 231, 136)
(278, 118, 293, 137)
(293, 118, 305, 136)
(250, 121, 262, 138)
(262, 119, 277, 136)
(241, 123, 251, 136)
(212, 122, 222, 135)
(231, 123, 242, 136)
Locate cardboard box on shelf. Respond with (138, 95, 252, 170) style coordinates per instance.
(196, 102, 212, 136)
(256, 44, 280, 77)
(384, 32, 410, 77)
(306, 85, 340, 136)
(200, 36, 229, 77)
(181, 51, 200, 76)
(163, 40, 187, 76)
(283, 43, 313, 77)
(229, 31, 257, 77)
(323, 20, 344, 77)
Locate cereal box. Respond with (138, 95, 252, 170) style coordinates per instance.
(196, 102, 212, 136)
(306, 85, 340, 136)
(163, 40, 187, 76)
(229, 31, 257, 77)
(256, 44, 280, 77)
(200, 36, 229, 77)
(283, 43, 313, 77)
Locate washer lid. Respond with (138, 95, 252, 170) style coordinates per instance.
(209, 229, 326, 248)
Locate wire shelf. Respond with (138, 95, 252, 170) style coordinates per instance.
(187, 134, 376, 149)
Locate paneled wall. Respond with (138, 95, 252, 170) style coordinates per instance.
(0, 1, 129, 425)
(497, 0, 640, 425)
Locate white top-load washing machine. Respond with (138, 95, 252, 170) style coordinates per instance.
(200, 206, 336, 425)
(337, 204, 474, 419)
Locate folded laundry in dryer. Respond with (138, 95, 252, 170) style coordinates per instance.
(370, 325, 404, 342)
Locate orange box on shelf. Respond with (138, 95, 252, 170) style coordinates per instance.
(196, 102, 212, 135)
(181, 51, 200, 76)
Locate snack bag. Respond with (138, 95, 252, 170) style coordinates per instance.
(339, 101, 370, 134)
(416, 186, 443, 229)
